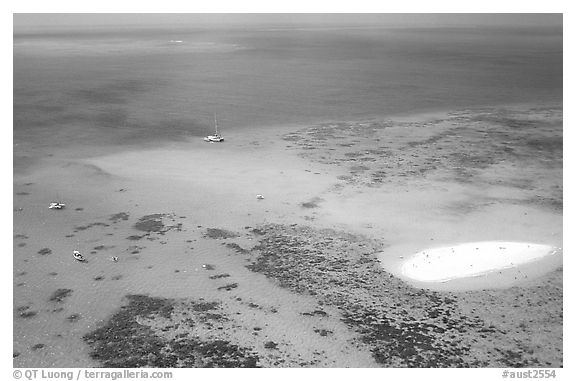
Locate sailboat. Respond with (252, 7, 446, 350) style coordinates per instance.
(72, 239, 87, 262)
(204, 115, 224, 142)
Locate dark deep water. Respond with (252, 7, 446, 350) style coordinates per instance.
(14, 25, 562, 171)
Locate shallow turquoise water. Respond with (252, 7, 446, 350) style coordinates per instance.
(13, 24, 562, 172)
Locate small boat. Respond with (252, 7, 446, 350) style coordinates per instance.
(73, 250, 86, 262)
(49, 202, 65, 209)
(204, 115, 224, 142)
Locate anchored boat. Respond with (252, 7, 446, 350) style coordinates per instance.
(49, 202, 65, 209)
(204, 115, 224, 142)
(73, 250, 86, 262)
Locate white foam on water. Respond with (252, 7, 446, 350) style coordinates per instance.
(401, 241, 561, 283)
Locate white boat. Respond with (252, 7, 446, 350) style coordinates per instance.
(73, 250, 86, 262)
(204, 115, 224, 142)
(49, 202, 65, 209)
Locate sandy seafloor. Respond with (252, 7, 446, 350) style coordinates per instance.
(13, 104, 562, 367)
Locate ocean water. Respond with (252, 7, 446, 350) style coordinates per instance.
(13, 23, 563, 367)
(14, 24, 562, 172)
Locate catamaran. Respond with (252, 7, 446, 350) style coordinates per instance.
(204, 115, 224, 142)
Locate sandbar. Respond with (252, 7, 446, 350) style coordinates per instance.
(401, 241, 561, 283)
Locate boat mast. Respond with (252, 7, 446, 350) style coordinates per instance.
(214, 114, 219, 136)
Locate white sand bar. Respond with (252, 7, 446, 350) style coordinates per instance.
(401, 242, 561, 283)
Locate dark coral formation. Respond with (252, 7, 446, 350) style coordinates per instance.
(133, 214, 167, 232)
(209, 273, 231, 280)
(133, 213, 183, 235)
(217, 283, 239, 292)
(205, 228, 240, 239)
(109, 212, 130, 222)
(74, 222, 110, 232)
(49, 289, 73, 303)
(301, 197, 324, 209)
(243, 223, 562, 367)
(283, 108, 563, 211)
(83, 295, 259, 368)
(225, 242, 249, 254)
(16, 306, 37, 318)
